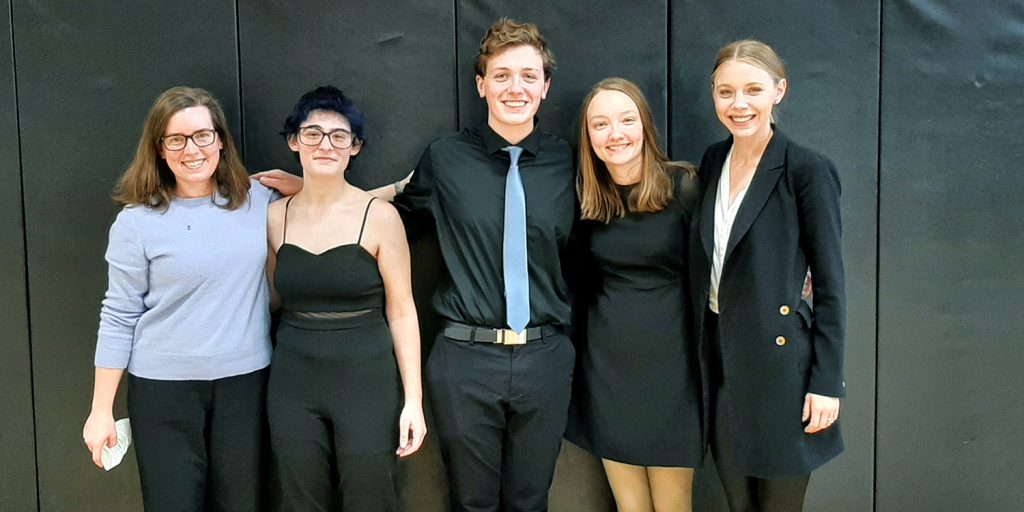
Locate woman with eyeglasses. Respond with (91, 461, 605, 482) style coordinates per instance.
(83, 86, 276, 510)
(265, 86, 425, 511)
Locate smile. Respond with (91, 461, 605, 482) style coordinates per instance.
(731, 114, 754, 123)
(182, 159, 206, 169)
(503, 100, 527, 108)
(606, 142, 632, 153)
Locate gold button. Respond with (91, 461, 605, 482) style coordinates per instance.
(775, 336, 787, 346)
(779, 305, 791, 316)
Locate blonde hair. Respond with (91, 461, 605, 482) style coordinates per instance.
(578, 78, 694, 223)
(113, 86, 250, 211)
(474, 18, 556, 78)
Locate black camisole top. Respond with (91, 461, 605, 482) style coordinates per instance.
(274, 197, 384, 313)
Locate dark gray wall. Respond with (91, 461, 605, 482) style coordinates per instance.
(876, 1, 1024, 510)
(1, 1, 1020, 511)
(0, 0, 36, 511)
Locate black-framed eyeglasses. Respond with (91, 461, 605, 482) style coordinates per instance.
(160, 129, 218, 151)
(297, 126, 358, 149)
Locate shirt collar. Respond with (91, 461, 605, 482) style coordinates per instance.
(480, 118, 542, 157)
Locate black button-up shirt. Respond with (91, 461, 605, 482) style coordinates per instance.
(394, 122, 576, 329)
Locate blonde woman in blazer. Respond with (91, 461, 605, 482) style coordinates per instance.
(689, 40, 846, 512)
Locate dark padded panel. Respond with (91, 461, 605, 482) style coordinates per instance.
(670, 2, 879, 511)
(877, 1, 1024, 509)
(0, 1, 36, 510)
(456, 1, 669, 146)
(12, 1, 241, 509)
(238, 1, 456, 190)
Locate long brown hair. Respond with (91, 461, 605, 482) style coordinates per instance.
(578, 77, 694, 223)
(113, 86, 250, 211)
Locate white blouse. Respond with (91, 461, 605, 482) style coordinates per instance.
(709, 146, 749, 314)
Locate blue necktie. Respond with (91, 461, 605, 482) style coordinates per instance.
(503, 146, 530, 333)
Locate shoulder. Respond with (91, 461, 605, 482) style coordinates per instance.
(366, 195, 402, 226)
(249, 180, 277, 203)
(780, 135, 841, 189)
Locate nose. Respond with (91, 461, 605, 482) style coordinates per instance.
(509, 75, 524, 92)
(732, 93, 749, 110)
(318, 134, 335, 150)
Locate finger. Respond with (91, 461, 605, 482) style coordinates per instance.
(91, 443, 105, 468)
(107, 432, 118, 449)
(802, 394, 811, 422)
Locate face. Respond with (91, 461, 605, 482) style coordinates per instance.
(476, 44, 551, 136)
(287, 109, 361, 177)
(160, 106, 222, 196)
(586, 90, 645, 178)
(712, 60, 787, 141)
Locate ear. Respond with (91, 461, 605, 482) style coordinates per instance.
(287, 135, 300, 153)
(476, 74, 486, 98)
(774, 78, 788, 104)
(541, 78, 551, 100)
(350, 140, 362, 157)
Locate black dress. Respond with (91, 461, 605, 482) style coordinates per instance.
(267, 197, 402, 511)
(566, 170, 703, 467)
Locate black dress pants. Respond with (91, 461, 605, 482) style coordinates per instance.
(427, 330, 575, 512)
(127, 368, 268, 512)
(705, 311, 810, 512)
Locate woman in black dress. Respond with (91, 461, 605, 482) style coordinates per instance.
(689, 40, 846, 511)
(566, 77, 702, 512)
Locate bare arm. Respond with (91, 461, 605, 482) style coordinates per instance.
(372, 201, 426, 457)
(365, 170, 415, 202)
(82, 367, 124, 468)
(252, 169, 303, 197)
(266, 198, 287, 312)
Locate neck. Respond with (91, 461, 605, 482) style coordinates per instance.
(607, 160, 641, 185)
(489, 116, 534, 145)
(174, 179, 215, 198)
(298, 172, 351, 204)
(731, 127, 774, 162)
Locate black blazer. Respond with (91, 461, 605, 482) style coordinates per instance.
(689, 129, 846, 478)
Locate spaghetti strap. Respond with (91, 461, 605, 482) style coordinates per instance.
(282, 196, 295, 244)
(357, 197, 375, 244)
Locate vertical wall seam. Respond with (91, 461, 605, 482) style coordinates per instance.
(873, 1, 884, 510)
(452, 0, 460, 130)
(665, 0, 672, 149)
(234, 0, 245, 159)
(7, 1, 40, 510)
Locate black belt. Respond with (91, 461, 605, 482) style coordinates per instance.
(442, 320, 561, 346)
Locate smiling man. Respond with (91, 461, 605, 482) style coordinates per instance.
(393, 18, 577, 512)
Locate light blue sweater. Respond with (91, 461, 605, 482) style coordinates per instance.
(95, 183, 276, 380)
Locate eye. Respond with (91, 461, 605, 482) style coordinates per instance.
(717, 89, 733, 98)
(747, 86, 763, 95)
(523, 73, 538, 82)
(494, 72, 510, 81)
(622, 117, 638, 125)
(591, 121, 608, 130)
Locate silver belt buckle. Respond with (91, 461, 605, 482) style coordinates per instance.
(496, 328, 527, 345)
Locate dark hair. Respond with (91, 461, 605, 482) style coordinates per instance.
(475, 18, 556, 79)
(280, 85, 366, 147)
(114, 86, 249, 211)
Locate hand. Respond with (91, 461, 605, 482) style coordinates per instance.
(251, 169, 302, 196)
(83, 410, 117, 468)
(802, 392, 840, 434)
(395, 402, 427, 458)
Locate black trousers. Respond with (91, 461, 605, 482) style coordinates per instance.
(127, 368, 268, 512)
(267, 318, 401, 512)
(427, 330, 575, 512)
(705, 311, 810, 512)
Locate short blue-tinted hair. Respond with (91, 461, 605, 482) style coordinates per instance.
(280, 85, 366, 147)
